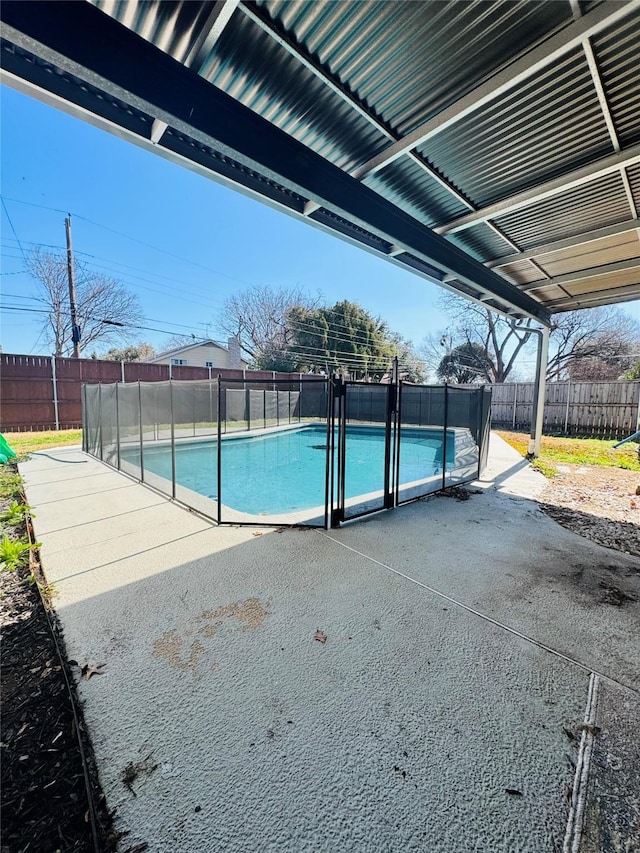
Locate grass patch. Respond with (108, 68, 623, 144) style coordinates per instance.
(496, 430, 640, 472)
(530, 458, 559, 478)
(3, 430, 82, 460)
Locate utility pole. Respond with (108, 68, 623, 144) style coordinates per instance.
(65, 214, 81, 358)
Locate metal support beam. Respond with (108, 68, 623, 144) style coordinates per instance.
(485, 218, 640, 268)
(528, 326, 549, 457)
(0, 0, 550, 323)
(353, 0, 640, 180)
(522, 257, 640, 290)
(621, 168, 639, 219)
(435, 145, 640, 235)
(544, 282, 640, 310)
(522, 258, 640, 295)
(184, 0, 239, 73)
(150, 117, 168, 144)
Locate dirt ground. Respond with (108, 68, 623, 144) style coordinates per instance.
(538, 464, 640, 558)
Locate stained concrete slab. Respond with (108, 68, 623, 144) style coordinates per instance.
(19, 435, 640, 852)
(581, 682, 640, 852)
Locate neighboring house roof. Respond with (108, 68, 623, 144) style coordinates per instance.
(148, 340, 231, 362)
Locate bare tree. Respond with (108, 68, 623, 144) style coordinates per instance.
(422, 293, 534, 383)
(423, 294, 639, 383)
(219, 285, 319, 365)
(547, 307, 639, 380)
(26, 248, 144, 357)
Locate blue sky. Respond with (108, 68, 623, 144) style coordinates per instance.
(1, 86, 452, 358)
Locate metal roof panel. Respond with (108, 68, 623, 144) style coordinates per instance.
(536, 231, 640, 277)
(493, 172, 632, 250)
(257, 0, 572, 138)
(418, 48, 613, 207)
(446, 222, 515, 262)
(592, 8, 640, 147)
(363, 158, 470, 228)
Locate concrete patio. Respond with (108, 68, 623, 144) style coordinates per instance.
(20, 435, 640, 852)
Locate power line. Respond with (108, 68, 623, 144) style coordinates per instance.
(0, 303, 228, 346)
(0, 194, 255, 287)
(1, 235, 226, 305)
(0, 199, 27, 261)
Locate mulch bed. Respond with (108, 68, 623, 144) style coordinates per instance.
(0, 464, 119, 853)
(538, 464, 640, 558)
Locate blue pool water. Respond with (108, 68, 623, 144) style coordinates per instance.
(121, 425, 451, 515)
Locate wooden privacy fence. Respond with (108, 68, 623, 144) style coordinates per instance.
(489, 380, 640, 439)
(0, 353, 313, 431)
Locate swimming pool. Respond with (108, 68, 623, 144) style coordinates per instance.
(120, 424, 453, 516)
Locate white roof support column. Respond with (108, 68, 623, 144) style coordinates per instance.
(528, 325, 550, 457)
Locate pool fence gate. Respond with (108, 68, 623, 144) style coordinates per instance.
(82, 376, 491, 528)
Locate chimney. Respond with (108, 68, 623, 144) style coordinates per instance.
(227, 336, 242, 369)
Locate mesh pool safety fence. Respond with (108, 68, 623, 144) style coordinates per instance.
(83, 378, 491, 527)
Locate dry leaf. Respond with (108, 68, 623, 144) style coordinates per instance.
(81, 663, 105, 680)
(252, 532, 263, 537)
(314, 629, 327, 644)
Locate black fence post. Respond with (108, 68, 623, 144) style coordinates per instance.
(394, 381, 403, 507)
(332, 377, 346, 527)
(115, 382, 121, 471)
(138, 380, 144, 483)
(217, 378, 222, 525)
(81, 384, 87, 452)
(442, 383, 448, 491)
(383, 380, 396, 510)
(98, 383, 103, 462)
(170, 381, 176, 500)
(323, 378, 332, 529)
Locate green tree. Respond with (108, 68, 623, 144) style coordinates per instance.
(437, 342, 494, 384)
(100, 343, 156, 362)
(286, 301, 396, 379)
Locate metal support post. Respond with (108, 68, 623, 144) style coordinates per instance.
(51, 356, 60, 430)
(115, 382, 121, 470)
(563, 381, 571, 434)
(217, 379, 222, 524)
(98, 383, 103, 461)
(442, 384, 449, 490)
(138, 380, 144, 481)
(170, 380, 176, 499)
(528, 325, 549, 456)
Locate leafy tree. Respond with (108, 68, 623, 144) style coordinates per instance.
(219, 287, 426, 380)
(388, 333, 427, 383)
(286, 301, 397, 379)
(100, 343, 156, 362)
(437, 342, 494, 383)
(623, 361, 640, 381)
(26, 248, 143, 357)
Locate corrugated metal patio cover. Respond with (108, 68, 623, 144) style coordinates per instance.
(2, 0, 639, 322)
